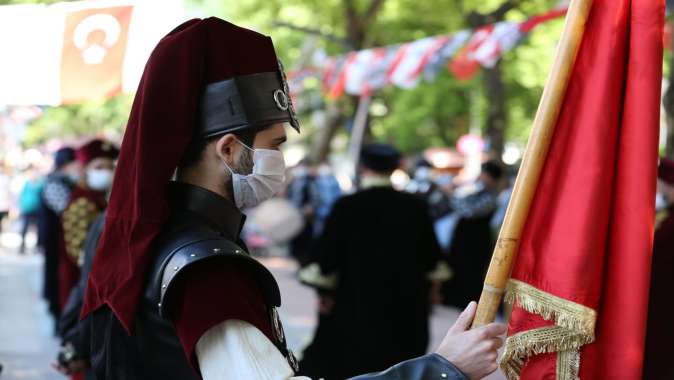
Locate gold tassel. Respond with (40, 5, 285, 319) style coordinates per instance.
(500, 280, 596, 380)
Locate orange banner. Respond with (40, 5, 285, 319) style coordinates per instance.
(60, 6, 132, 104)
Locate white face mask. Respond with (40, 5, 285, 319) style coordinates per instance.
(86, 168, 114, 191)
(656, 192, 667, 211)
(225, 141, 286, 209)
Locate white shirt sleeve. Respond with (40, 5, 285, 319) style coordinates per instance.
(196, 319, 311, 380)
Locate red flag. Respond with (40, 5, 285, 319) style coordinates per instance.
(501, 0, 663, 379)
(60, 6, 133, 104)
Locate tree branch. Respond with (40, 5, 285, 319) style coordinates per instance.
(344, 0, 358, 26)
(467, 0, 521, 27)
(273, 21, 353, 50)
(364, 0, 386, 24)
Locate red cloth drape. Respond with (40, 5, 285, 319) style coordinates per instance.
(504, 0, 664, 379)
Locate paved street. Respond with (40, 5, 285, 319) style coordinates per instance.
(0, 247, 504, 380)
(0, 251, 61, 380)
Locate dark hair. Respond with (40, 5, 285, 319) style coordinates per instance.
(54, 147, 76, 169)
(481, 160, 504, 181)
(179, 129, 257, 169)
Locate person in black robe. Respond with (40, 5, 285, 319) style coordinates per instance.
(441, 161, 503, 309)
(643, 157, 674, 380)
(299, 143, 451, 379)
(37, 147, 80, 324)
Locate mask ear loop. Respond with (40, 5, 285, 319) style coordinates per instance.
(235, 138, 255, 152)
(223, 160, 236, 176)
(222, 156, 243, 209)
(222, 137, 252, 175)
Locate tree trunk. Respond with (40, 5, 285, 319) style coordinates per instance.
(467, 1, 519, 164)
(306, 0, 384, 162)
(308, 102, 344, 163)
(482, 62, 506, 162)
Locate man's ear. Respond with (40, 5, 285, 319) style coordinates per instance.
(214, 134, 238, 165)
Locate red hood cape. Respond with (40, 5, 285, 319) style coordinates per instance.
(81, 18, 281, 332)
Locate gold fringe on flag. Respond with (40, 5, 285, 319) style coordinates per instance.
(500, 279, 597, 380)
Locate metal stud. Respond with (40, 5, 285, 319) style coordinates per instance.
(441, 373, 448, 378)
(213, 248, 221, 253)
(190, 253, 196, 257)
(157, 303, 162, 308)
(235, 249, 242, 254)
(161, 284, 167, 289)
(173, 266, 179, 271)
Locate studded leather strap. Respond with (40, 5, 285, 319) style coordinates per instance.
(156, 238, 281, 318)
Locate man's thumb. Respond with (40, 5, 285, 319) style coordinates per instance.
(449, 301, 477, 334)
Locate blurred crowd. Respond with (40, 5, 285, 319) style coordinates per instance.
(2, 137, 673, 380)
(0, 137, 515, 379)
(282, 152, 513, 310)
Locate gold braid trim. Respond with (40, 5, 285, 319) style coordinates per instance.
(297, 263, 338, 290)
(557, 348, 580, 380)
(504, 280, 596, 335)
(500, 280, 596, 380)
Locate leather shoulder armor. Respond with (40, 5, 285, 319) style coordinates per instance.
(149, 236, 281, 318)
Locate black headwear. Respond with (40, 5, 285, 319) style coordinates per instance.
(481, 160, 504, 180)
(360, 143, 401, 173)
(54, 147, 76, 169)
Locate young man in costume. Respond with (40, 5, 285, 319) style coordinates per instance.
(82, 18, 505, 380)
(59, 139, 118, 311)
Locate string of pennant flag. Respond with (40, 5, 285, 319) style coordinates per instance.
(288, 7, 568, 99)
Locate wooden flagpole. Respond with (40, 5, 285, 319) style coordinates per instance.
(472, 0, 594, 327)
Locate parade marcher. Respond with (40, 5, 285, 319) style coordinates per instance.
(310, 163, 341, 236)
(406, 158, 452, 221)
(55, 212, 106, 380)
(38, 147, 80, 322)
(299, 143, 453, 379)
(58, 139, 118, 310)
(441, 161, 502, 309)
(18, 166, 44, 254)
(287, 161, 341, 266)
(287, 160, 317, 266)
(643, 157, 674, 380)
(80, 18, 505, 380)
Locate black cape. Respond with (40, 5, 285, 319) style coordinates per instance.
(441, 213, 495, 308)
(37, 173, 73, 321)
(643, 206, 674, 379)
(300, 186, 443, 379)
